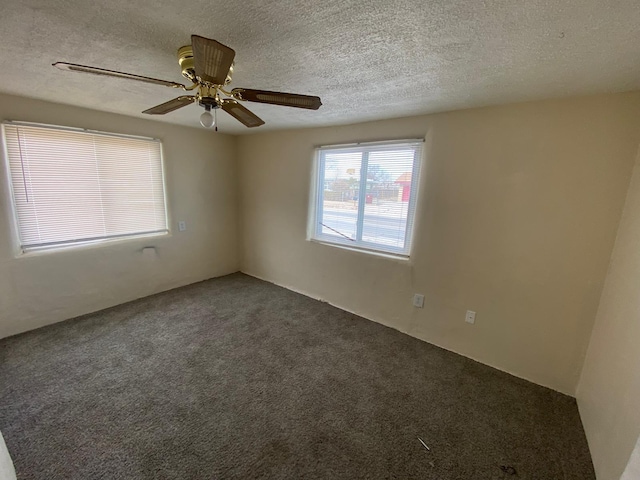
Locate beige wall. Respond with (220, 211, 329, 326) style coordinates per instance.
(2, 90, 640, 476)
(577, 145, 640, 480)
(0, 94, 239, 339)
(238, 92, 640, 395)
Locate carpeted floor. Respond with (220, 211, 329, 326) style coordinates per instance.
(0, 273, 595, 479)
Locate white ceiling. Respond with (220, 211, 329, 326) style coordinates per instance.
(1, 0, 639, 134)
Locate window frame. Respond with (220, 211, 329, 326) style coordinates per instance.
(1, 121, 170, 254)
(310, 139, 423, 257)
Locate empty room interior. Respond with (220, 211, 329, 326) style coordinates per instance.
(1, 1, 640, 479)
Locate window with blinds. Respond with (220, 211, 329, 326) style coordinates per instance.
(312, 140, 423, 256)
(2, 122, 168, 251)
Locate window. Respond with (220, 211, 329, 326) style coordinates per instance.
(311, 140, 423, 256)
(2, 122, 168, 251)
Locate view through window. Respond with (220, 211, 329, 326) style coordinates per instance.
(312, 140, 422, 256)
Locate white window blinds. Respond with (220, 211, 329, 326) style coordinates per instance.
(312, 140, 423, 256)
(3, 122, 168, 251)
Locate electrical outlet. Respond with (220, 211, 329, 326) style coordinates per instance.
(413, 294, 425, 308)
(178, 221, 186, 232)
(465, 310, 476, 324)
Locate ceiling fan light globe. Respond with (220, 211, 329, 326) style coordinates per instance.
(199, 110, 215, 128)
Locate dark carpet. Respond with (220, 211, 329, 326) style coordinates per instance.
(0, 273, 595, 479)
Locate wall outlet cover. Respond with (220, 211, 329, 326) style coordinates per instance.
(413, 294, 425, 308)
(465, 310, 476, 324)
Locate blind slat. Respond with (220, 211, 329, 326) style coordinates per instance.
(3, 123, 168, 250)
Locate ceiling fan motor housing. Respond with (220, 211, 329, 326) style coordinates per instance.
(178, 44, 234, 85)
(177, 45, 195, 80)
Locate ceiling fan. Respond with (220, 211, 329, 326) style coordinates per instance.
(53, 35, 322, 130)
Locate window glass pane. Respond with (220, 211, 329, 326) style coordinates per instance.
(313, 141, 422, 256)
(361, 149, 416, 250)
(319, 151, 362, 241)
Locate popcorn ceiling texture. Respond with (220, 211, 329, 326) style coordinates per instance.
(0, 0, 638, 133)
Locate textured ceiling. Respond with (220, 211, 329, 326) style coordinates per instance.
(1, 0, 639, 134)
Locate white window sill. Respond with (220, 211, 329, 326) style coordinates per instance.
(308, 238, 412, 262)
(16, 231, 171, 258)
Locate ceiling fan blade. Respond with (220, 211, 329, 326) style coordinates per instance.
(232, 88, 322, 110)
(191, 35, 235, 85)
(53, 62, 186, 89)
(142, 96, 197, 115)
(221, 100, 265, 128)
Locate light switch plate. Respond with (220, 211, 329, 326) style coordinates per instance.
(413, 294, 425, 308)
